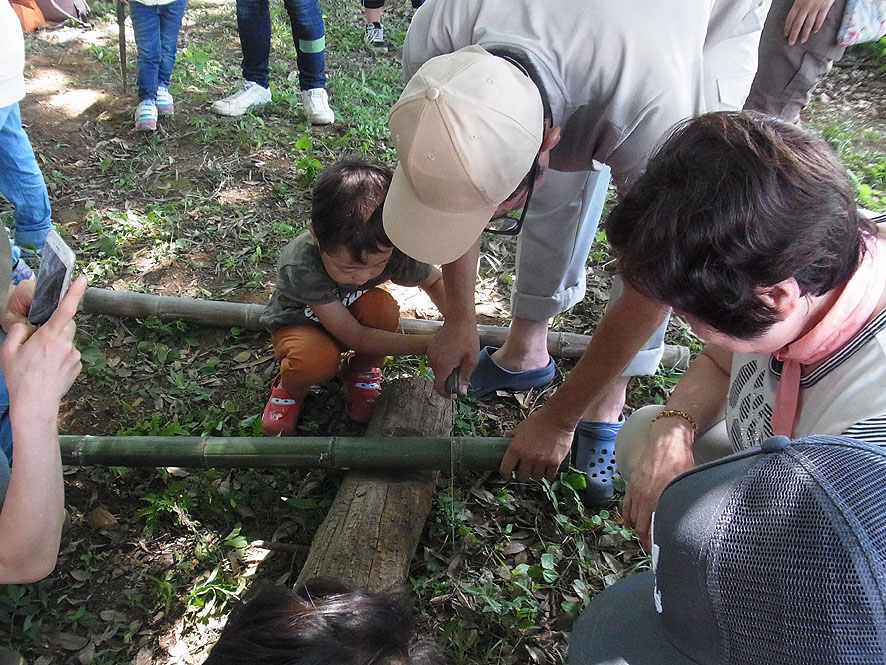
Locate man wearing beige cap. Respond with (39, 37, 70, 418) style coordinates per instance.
(382, 0, 770, 503)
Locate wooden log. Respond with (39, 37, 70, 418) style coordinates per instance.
(295, 376, 452, 592)
(81, 287, 690, 369)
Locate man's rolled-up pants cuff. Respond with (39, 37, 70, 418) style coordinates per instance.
(510, 291, 667, 377)
(511, 283, 586, 322)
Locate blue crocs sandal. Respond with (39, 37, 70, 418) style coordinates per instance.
(574, 417, 624, 506)
(468, 346, 555, 399)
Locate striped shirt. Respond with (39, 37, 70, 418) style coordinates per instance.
(727, 307, 886, 449)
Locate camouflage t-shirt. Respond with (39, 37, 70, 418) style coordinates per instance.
(260, 233, 432, 331)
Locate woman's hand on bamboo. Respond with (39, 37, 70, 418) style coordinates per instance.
(622, 418, 695, 550)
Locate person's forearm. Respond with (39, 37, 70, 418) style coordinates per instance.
(441, 239, 480, 323)
(341, 327, 430, 357)
(658, 345, 731, 437)
(422, 270, 447, 316)
(541, 289, 670, 429)
(0, 404, 64, 583)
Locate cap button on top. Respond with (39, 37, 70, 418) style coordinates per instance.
(426, 87, 440, 100)
(761, 435, 792, 453)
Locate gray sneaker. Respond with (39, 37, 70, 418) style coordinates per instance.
(210, 81, 271, 117)
(364, 22, 388, 53)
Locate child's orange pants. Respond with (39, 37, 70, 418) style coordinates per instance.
(270, 287, 400, 398)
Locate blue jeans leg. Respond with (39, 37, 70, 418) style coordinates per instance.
(158, 0, 187, 88)
(0, 103, 52, 253)
(283, 0, 326, 90)
(0, 357, 12, 505)
(130, 1, 162, 102)
(236, 0, 272, 88)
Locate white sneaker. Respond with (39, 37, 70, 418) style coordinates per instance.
(210, 81, 271, 116)
(135, 99, 158, 131)
(300, 88, 335, 125)
(156, 86, 174, 115)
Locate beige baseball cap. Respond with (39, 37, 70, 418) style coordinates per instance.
(383, 45, 544, 265)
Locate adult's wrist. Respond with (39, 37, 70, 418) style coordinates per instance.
(651, 409, 698, 435)
(535, 400, 582, 434)
(10, 401, 60, 431)
(648, 414, 696, 449)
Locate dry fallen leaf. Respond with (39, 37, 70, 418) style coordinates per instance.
(87, 507, 118, 530)
(51, 632, 89, 651)
(78, 641, 95, 665)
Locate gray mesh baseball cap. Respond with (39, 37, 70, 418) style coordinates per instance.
(570, 435, 886, 665)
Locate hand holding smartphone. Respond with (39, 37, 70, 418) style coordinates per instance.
(27, 230, 76, 326)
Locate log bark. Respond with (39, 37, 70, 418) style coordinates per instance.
(295, 376, 452, 592)
(81, 287, 690, 369)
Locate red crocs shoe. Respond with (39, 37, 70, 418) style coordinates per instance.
(345, 364, 382, 424)
(261, 374, 302, 436)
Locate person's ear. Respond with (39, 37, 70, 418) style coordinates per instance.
(308, 222, 317, 240)
(758, 278, 803, 317)
(540, 121, 561, 153)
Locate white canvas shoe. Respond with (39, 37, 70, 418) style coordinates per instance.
(210, 81, 271, 116)
(299, 88, 335, 125)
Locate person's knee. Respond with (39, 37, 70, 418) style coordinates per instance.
(135, 44, 161, 64)
(350, 289, 400, 332)
(614, 405, 666, 481)
(280, 342, 341, 386)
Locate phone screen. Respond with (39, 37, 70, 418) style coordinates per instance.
(28, 235, 75, 326)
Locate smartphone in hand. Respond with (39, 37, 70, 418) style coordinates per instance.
(27, 230, 76, 326)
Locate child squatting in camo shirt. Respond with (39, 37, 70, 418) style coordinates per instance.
(259, 157, 446, 434)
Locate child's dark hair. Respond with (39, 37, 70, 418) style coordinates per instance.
(607, 111, 876, 340)
(311, 158, 394, 263)
(203, 577, 446, 665)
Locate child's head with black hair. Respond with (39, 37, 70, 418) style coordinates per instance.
(310, 158, 394, 264)
(203, 577, 445, 665)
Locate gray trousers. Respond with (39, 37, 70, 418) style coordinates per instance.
(512, 166, 669, 376)
(744, 0, 847, 123)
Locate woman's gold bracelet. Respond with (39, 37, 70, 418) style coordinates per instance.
(650, 409, 699, 435)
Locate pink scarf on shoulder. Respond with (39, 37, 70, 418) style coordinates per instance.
(771, 231, 886, 437)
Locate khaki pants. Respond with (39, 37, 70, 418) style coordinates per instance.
(744, 0, 847, 124)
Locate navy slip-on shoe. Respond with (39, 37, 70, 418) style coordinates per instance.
(468, 346, 555, 399)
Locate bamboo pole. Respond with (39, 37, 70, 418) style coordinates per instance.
(58, 434, 511, 472)
(81, 287, 690, 368)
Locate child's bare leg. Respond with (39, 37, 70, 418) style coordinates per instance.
(363, 4, 382, 23)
